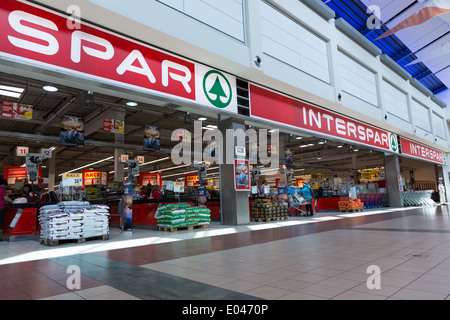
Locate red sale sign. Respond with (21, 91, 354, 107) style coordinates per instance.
(400, 137, 444, 164)
(1, 101, 33, 120)
(250, 84, 399, 152)
(0, 0, 238, 113)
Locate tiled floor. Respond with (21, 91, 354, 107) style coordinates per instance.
(1, 205, 450, 300)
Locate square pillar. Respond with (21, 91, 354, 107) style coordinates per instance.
(218, 118, 250, 225)
(384, 154, 404, 207)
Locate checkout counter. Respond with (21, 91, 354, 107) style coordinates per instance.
(1, 192, 59, 241)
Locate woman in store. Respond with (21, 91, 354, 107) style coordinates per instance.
(151, 185, 162, 200)
(20, 184, 37, 203)
(299, 181, 314, 216)
(0, 178, 14, 235)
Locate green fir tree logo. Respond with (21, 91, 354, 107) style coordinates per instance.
(203, 70, 232, 109)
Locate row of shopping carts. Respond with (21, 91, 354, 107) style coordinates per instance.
(402, 191, 436, 207)
(357, 193, 384, 209)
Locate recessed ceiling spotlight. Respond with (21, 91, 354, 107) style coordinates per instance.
(126, 101, 138, 107)
(43, 83, 58, 92)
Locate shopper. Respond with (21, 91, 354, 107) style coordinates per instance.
(299, 181, 314, 216)
(151, 185, 162, 200)
(0, 178, 14, 234)
(20, 184, 37, 203)
(259, 180, 268, 198)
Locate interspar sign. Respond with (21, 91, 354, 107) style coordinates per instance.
(250, 84, 399, 153)
(400, 137, 444, 164)
(0, 0, 237, 113)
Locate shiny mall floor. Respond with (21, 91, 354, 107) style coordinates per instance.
(1, 205, 450, 300)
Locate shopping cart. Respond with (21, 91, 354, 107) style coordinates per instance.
(288, 194, 310, 216)
(402, 191, 436, 207)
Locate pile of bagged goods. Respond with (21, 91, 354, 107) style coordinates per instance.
(155, 203, 211, 229)
(251, 199, 288, 220)
(338, 198, 364, 212)
(39, 201, 110, 242)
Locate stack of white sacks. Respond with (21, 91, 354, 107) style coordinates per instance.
(39, 201, 110, 241)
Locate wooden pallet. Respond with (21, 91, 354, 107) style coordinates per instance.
(339, 209, 364, 212)
(40, 234, 110, 247)
(251, 216, 289, 222)
(157, 224, 209, 233)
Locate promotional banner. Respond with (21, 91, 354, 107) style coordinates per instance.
(0, 0, 238, 115)
(234, 159, 250, 191)
(82, 170, 109, 186)
(3, 166, 42, 185)
(143, 126, 161, 152)
(400, 137, 444, 164)
(185, 174, 200, 187)
(139, 173, 162, 188)
(103, 118, 125, 134)
(1, 101, 33, 120)
(60, 116, 84, 148)
(250, 84, 399, 153)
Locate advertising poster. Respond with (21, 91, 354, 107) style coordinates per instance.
(60, 116, 84, 148)
(234, 159, 250, 191)
(284, 148, 293, 165)
(1, 102, 33, 120)
(103, 118, 125, 134)
(143, 126, 161, 152)
(198, 186, 207, 206)
(122, 193, 133, 232)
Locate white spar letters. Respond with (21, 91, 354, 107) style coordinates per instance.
(5, 7, 195, 96)
(117, 49, 157, 84)
(71, 31, 114, 63)
(162, 60, 192, 93)
(8, 10, 59, 56)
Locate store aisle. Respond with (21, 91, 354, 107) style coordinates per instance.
(0, 205, 450, 300)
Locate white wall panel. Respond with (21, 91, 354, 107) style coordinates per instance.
(338, 51, 378, 106)
(382, 80, 409, 122)
(260, 2, 330, 83)
(432, 112, 446, 140)
(411, 99, 431, 133)
(157, 0, 245, 41)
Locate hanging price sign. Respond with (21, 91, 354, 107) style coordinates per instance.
(62, 173, 83, 186)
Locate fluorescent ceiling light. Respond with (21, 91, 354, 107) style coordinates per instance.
(59, 156, 113, 176)
(126, 101, 138, 107)
(0, 85, 24, 98)
(141, 157, 170, 167)
(151, 164, 190, 174)
(198, 117, 207, 121)
(161, 167, 219, 179)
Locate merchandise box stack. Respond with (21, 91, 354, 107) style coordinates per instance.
(155, 203, 211, 230)
(338, 199, 364, 212)
(39, 201, 110, 244)
(251, 199, 288, 220)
